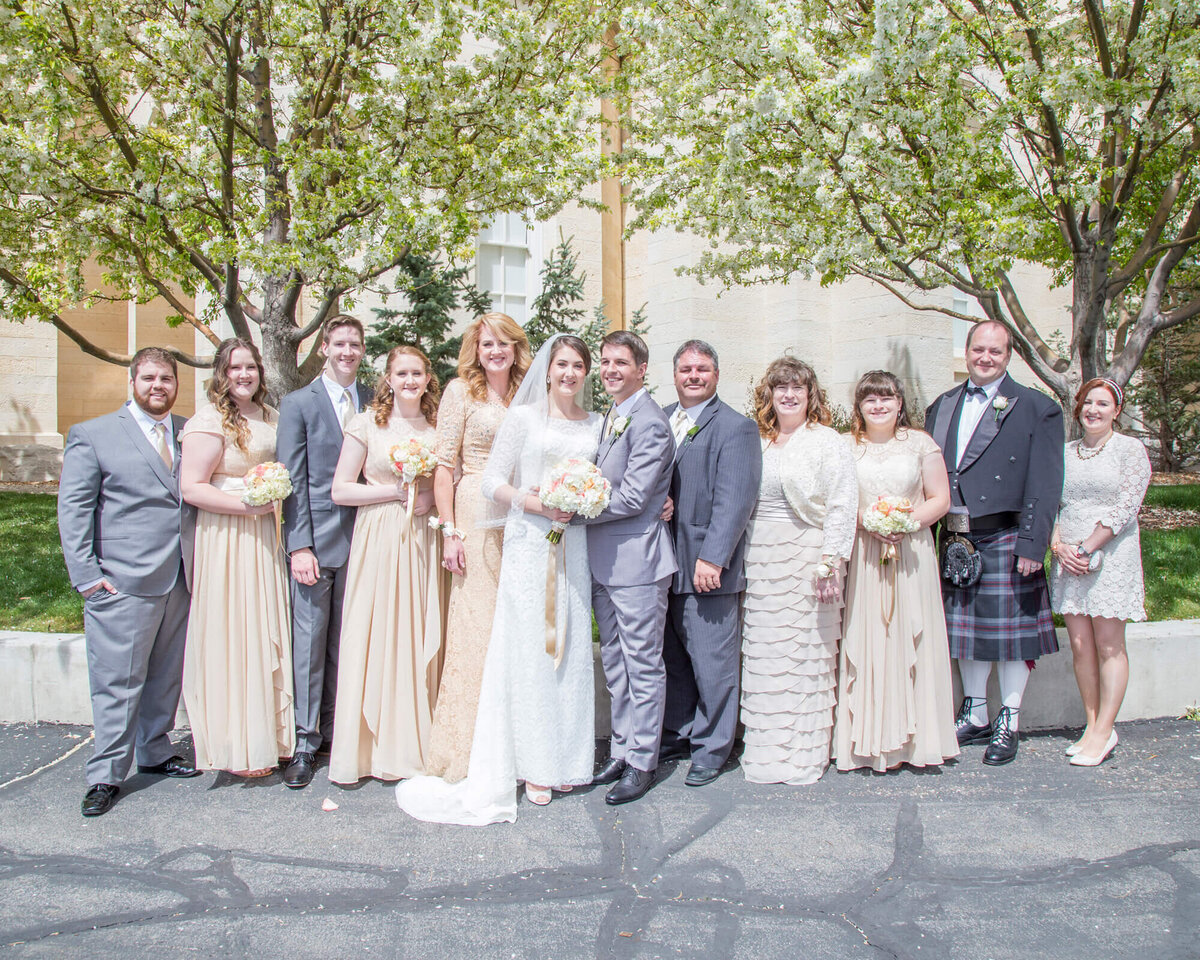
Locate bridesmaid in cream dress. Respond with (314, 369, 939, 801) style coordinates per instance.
(832, 371, 959, 773)
(180, 338, 295, 776)
(741, 357, 857, 785)
(423, 313, 530, 782)
(327, 346, 448, 784)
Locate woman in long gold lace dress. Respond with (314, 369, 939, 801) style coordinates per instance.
(327, 346, 448, 783)
(423, 314, 531, 782)
(180, 338, 295, 776)
(832, 371, 959, 773)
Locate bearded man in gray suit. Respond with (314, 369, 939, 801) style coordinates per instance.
(58, 347, 200, 818)
(276, 315, 369, 788)
(585, 331, 677, 806)
(661, 339, 762, 786)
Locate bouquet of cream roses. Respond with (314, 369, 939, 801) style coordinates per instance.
(388, 436, 438, 485)
(241, 461, 293, 506)
(539, 458, 612, 543)
(861, 495, 919, 564)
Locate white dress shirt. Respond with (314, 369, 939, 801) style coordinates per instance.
(955, 378, 1003, 468)
(321, 373, 359, 430)
(128, 400, 176, 466)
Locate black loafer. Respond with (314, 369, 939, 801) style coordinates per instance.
(684, 763, 720, 787)
(282, 751, 316, 789)
(593, 756, 627, 785)
(982, 707, 1019, 765)
(657, 742, 691, 764)
(82, 783, 120, 817)
(137, 755, 202, 778)
(605, 767, 654, 805)
(954, 698, 993, 746)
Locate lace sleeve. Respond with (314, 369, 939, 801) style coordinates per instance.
(435, 379, 468, 470)
(820, 429, 859, 560)
(479, 404, 531, 527)
(1097, 435, 1151, 535)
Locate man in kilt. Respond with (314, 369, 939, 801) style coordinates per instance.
(926, 321, 1064, 765)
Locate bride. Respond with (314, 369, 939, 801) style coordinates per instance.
(396, 333, 601, 824)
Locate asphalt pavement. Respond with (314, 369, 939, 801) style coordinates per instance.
(1, 719, 1197, 959)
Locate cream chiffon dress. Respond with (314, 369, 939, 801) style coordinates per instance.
(182, 403, 296, 772)
(327, 412, 448, 784)
(832, 430, 959, 772)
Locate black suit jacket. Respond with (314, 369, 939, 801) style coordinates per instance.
(925, 373, 1064, 562)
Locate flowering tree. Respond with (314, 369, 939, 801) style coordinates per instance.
(615, 0, 1200, 408)
(0, 0, 611, 395)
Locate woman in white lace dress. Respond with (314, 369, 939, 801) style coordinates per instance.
(1050, 378, 1151, 767)
(740, 357, 857, 784)
(395, 334, 600, 824)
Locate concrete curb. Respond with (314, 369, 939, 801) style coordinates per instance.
(2, 621, 1198, 730)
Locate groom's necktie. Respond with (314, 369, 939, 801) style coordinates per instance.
(604, 407, 617, 440)
(670, 408, 690, 446)
(152, 422, 173, 469)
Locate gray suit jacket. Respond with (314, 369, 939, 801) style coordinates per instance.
(277, 378, 370, 568)
(585, 391, 678, 588)
(665, 395, 762, 596)
(58, 405, 194, 596)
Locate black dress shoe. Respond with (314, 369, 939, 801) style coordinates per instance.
(684, 763, 720, 787)
(982, 707, 1019, 765)
(282, 751, 316, 789)
(593, 756, 627, 785)
(605, 767, 654, 805)
(137, 755, 202, 778)
(954, 697, 993, 746)
(82, 783, 120, 817)
(657, 742, 691, 764)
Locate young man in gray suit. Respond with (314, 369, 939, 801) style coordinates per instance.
(661, 340, 762, 786)
(58, 347, 200, 818)
(585, 331, 677, 805)
(276, 315, 369, 788)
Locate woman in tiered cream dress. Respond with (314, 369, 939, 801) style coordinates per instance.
(326, 346, 448, 783)
(740, 357, 857, 785)
(180, 338, 295, 776)
(832, 371, 959, 773)
(423, 313, 531, 782)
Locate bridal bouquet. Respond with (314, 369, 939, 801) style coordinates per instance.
(241, 461, 293, 506)
(540, 458, 611, 544)
(388, 437, 438, 485)
(861, 495, 919, 564)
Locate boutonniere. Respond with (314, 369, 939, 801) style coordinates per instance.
(610, 415, 631, 440)
(682, 423, 700, 444)
(992, 396, 1009, 420)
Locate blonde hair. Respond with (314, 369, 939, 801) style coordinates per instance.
(752, 356, 830, 439)
(372, 345, 439, 427)
(456, 312, 531, 403)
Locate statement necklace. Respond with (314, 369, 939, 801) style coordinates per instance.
(1076, 432, 1113, 460)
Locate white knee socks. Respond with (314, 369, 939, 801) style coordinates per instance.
(997, 660, 1030, 732)
(958, 660, 992, 726)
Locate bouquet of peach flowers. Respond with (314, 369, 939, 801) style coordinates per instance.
(861, 495, 919, 564)
(241, 461, 293, 506)
(539, 458, 611, 544)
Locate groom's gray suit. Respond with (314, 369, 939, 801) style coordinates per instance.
(58, 403, 195, 786)
(277, 377, 370, 754)
(586, 391, 677, 772)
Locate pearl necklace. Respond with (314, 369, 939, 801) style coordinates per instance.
(1076, 432, 1113, 460)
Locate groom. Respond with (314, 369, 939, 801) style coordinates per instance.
(276, 314, 369, 788)
(584, 331, 677, 805)
(58, 347, 199, 817)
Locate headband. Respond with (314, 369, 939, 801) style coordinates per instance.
(1098, 377, 1124, 408)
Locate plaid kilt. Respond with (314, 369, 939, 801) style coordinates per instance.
(940, 527, 1058, 661)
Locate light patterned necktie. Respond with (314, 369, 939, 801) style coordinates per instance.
(152, 421, 173, 469)
(603, 406, 617, 440)
(341, 388, 355, 430)
(671, 407, 690, 445)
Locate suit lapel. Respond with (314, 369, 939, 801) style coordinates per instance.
(930, 384, 963, 455)
(958, 375, 1019, 471)
(674, 395, 721, 466)
(118, 406, 178, 499)
(313, 378, 343, 436)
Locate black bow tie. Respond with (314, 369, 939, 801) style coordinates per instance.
(965, 384, 987, 399)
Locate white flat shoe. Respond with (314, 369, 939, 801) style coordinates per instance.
(525, 783, 552, 805)
(1070, 731, 1118, 767)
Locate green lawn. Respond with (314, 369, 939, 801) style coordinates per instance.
(1, 488, 1198, 633)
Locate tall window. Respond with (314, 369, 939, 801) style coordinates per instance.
(952, 292, 984, 354)
(477, 213, 538, 324)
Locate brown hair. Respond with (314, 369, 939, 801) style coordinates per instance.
(456, 312, 531, 403)
(965, 319, 1013, 357)
(850, 370, 911, 442)
(1073, 377, 1124, 425)
(753, 356, 830, 439)
(321, 313, 365, 345)
(550, 334, 592, 374)
(372, 345, 440, 427)
(207, 338, 269, 451)
(129, 347, 178, 379)
(601, 330, 649, 368)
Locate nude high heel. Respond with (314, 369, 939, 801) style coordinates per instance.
(1070, 731, 1118, 767)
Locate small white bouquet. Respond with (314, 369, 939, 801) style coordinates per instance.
(388, 437, 438, 484)
(861, 495, 919, 564)
(539, 458, 612, 544)
(241, 461, 293, 506)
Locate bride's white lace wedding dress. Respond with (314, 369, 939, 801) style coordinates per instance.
(396, 406, 600, 825)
